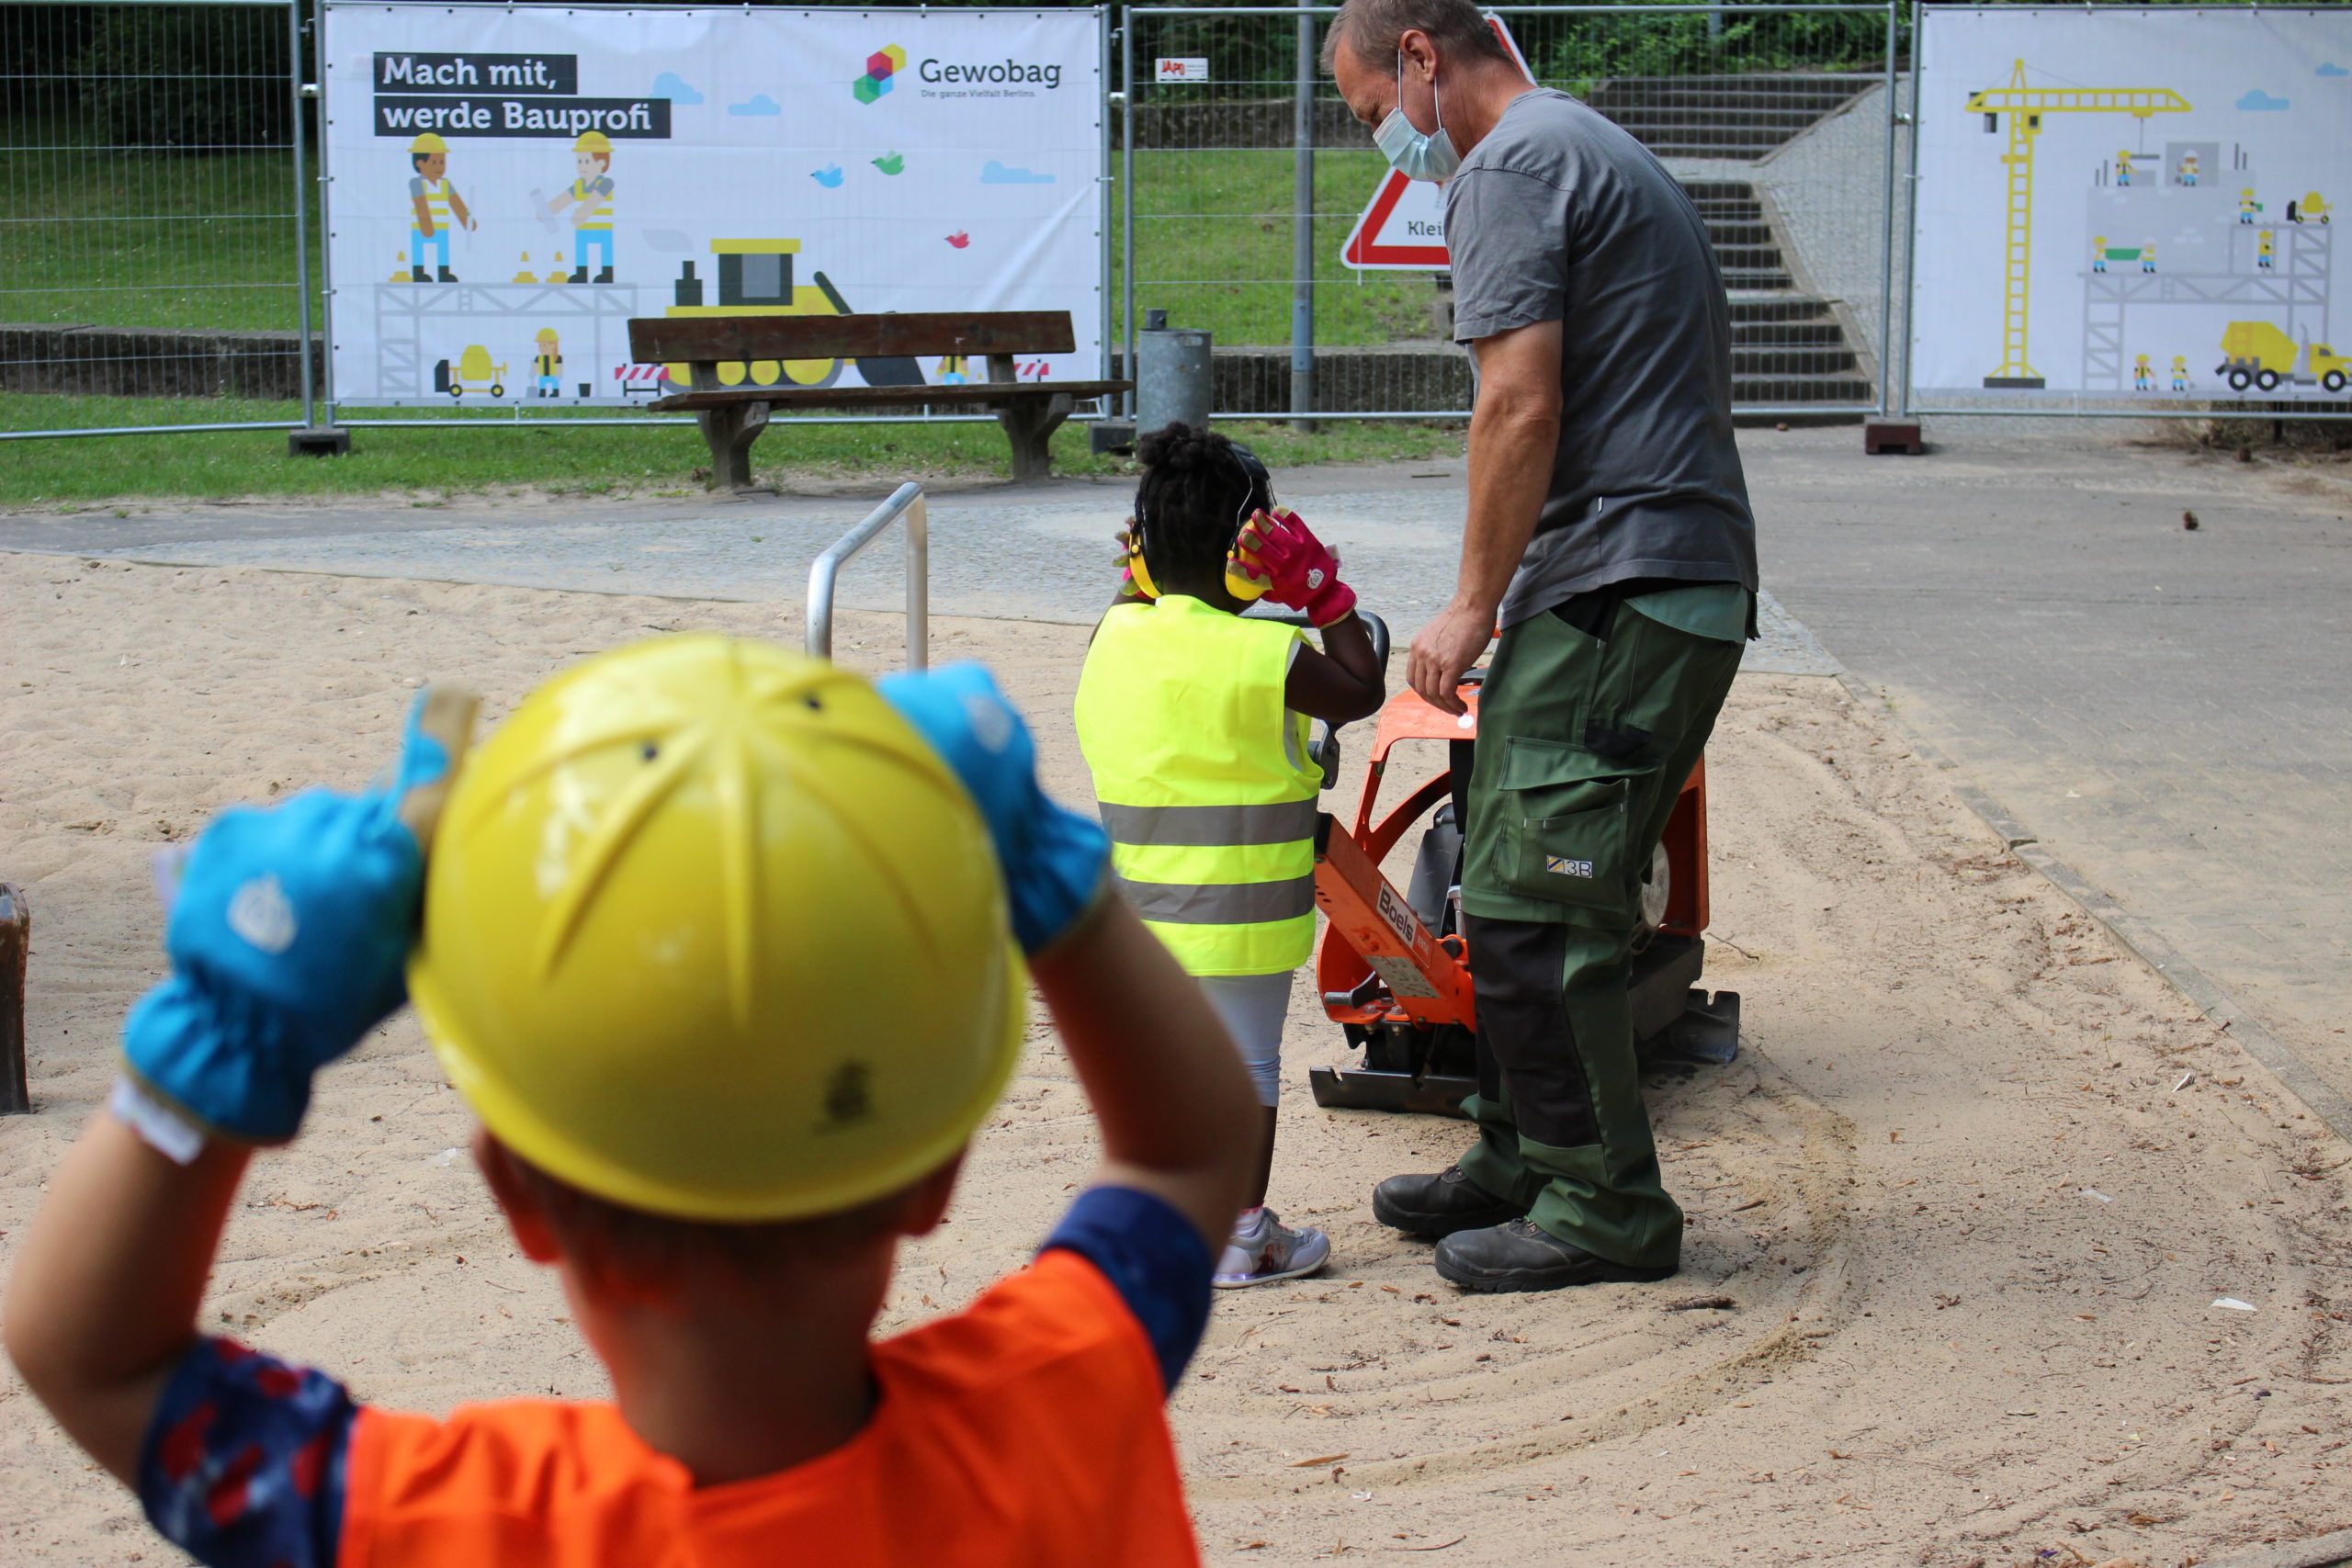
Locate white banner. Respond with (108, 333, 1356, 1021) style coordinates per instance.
(1913, 6, 2351, 401)
(321, 4, 1103, 406)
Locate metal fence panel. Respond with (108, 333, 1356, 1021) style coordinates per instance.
(0, 0, 314, 438)
(1120, 2, 1903, 423)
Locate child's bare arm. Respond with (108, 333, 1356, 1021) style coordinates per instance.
(1284, 614, 1385, 725)
(4, 1116, 251, 1482)
(1028, 898, 1257, 1248)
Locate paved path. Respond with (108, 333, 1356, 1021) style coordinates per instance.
(6, 423, 2344, 1099)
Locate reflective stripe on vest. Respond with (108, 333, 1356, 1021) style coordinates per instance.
(572, 176, 614, 230)
(418, 177, 452, 224)
(1075, 595, 1322, 977)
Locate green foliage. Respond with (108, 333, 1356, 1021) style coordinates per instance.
(74, 6, 290, 153)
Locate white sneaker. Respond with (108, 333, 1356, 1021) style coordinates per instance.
(1214, 1207, 1331, 1289)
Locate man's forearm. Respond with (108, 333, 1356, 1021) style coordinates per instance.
(1454, 397, 1558, 615)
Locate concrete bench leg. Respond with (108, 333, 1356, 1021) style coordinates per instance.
(696, 400, 772, 489)
(995, 392, 1074, 482)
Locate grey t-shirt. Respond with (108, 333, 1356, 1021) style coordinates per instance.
(1445, 88, 1758, 627)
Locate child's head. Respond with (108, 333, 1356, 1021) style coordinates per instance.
(1132, 422, 1272, 599)
(408, 635, 1021, 1306)
(410, 133, 448, 179)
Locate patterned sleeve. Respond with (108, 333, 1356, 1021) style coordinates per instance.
(1042, 1186, 1213, 1395)
(138, 1337, 357, 1568)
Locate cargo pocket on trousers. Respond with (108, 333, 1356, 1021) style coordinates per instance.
(1489, 736, 1651, 919)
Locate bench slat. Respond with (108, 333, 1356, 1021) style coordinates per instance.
(648, 379, 1129, 412)
(628, 311, 1077, 366)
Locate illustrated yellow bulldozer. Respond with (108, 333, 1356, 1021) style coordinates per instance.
(2215, 321, 2350, 394)
(662, 240, 843, 390)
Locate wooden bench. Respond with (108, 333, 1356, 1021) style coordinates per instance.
(628, 311, 1129, 488)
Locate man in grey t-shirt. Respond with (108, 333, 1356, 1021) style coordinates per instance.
(1329, 0, 1757, 1292)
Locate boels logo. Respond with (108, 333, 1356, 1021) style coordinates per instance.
(853, 45, 905, 104)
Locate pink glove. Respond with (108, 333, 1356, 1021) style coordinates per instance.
(1233, 508, 1356, 627)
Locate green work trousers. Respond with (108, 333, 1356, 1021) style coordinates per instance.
(1453, 592, 1745, 1269)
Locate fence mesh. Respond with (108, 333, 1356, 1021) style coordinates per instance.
(0, 0, 316, 435)
(1121, 3, 1902, 420)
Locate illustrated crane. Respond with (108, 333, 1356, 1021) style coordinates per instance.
(1964, 61, 2191, 387)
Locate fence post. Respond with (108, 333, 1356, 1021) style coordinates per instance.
(1, 883, 28, 1115)
(1122, 14, 1138, 420)
(1290, 0, 1317, 432)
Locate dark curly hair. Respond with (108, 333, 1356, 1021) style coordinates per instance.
(1132, 422, 1272, 592)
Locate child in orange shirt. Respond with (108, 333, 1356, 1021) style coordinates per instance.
(6, 637, 1260, 1568)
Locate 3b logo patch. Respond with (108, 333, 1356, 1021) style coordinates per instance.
(1544, 855, 1595, 879)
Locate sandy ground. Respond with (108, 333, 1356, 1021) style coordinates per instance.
(4, 553, 2349, 1568)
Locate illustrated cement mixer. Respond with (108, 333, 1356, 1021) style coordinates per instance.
(2215, 321, 2350, 393)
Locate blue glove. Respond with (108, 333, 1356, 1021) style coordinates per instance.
(122, 691, 472, 1144)
(876, 663, 1110, 955)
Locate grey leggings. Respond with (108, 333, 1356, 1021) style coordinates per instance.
(1198, 970, 1295, 1109)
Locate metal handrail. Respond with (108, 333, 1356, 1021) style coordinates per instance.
(807, 481, 929, 670)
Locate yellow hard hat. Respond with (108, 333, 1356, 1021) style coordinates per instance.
(575, 130, 615, 154)
(409, 132, 449, 155)
(535, 327, 560, 343)
(409, 635, 1023, 1223)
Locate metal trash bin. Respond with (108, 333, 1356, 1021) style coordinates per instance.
(1136, 308, 1212, 437)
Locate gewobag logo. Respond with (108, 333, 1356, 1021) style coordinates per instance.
(853, 45, 906, 104)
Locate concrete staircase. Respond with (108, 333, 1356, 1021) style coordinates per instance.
(1585, 73, 1871, 160)
(1682, 179, 1871, 409)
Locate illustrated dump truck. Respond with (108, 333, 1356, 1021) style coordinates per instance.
(662, 240, 843, 390)
(2215, 321, 2350, 393)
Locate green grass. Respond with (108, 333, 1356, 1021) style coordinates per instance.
(0, 396, 1462, 507)
(0, 130, 323, 333)
(1121, 148, 1442, 348)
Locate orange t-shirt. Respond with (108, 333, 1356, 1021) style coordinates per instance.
(337, 1249, 1197, 1568)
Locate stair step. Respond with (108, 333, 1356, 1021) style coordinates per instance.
(1730, 372, 1875, 404)
(1713, 244, 1785, 271)
(1704, 221, 1775, 246)
(1731, 319, 1846, 345)
(1733, 345, 1860, 374)
(1720, 267, 1793, 290)
(1602, 107, 1834, 131)
(1679, 180, 1761, 200)
(1725, 294, 1840, 322)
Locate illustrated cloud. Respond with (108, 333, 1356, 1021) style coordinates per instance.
(728, 93, 782, 117)
(650, 72, 703, 104)
(2320, 62, 2349, 77)
(2235, 88, 2290, 110)
(980, 160, 1057, 185)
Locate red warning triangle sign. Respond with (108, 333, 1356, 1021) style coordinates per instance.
(1340, 14, 1531, 272)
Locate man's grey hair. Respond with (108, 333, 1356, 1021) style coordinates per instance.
(1321, 0, 1512, 73)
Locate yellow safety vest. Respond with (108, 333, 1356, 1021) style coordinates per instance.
(1074, 595, 1321, 976)
(571, 175, 614, 231)
(415, 176, 453, 227)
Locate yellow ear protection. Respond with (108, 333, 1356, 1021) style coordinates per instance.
(1221, 443, 1274, 602)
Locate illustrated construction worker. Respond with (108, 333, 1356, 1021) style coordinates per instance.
(2133, 353, 2153, 391)
(2178, 151, 2199, 186)
(407, 132, 474, 283)
(2241, 187, 2261, 223)
(2092, 235, 2109, 273)
(545, 131, 616, 283)
(2116, 150, 2134, 187)
(2171, 355, 2190, 392)
(532, 328, 564, 397)
(2142, 243, 2156, 274)
(2257, 231, 2276, 270)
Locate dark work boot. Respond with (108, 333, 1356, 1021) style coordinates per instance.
(436, 266, 458, 283)
(410, 265, 429, 283)
(569, 265, 590, 284)
(1433, 1218, 1676, 1293)
(1371, 1166, 1526, 1239)
(594, 265, 615, 284)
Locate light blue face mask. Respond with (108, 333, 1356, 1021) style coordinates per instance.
(1374, 52, 1460, 183)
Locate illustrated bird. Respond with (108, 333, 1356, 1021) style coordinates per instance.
(873, 151, 905, 175)
(2182, 510, 2200, 531)
(945, 231, 971, 249)
(811, 164, 844, 188)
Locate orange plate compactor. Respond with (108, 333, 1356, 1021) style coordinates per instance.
(1305, 625, 1739, 1119)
